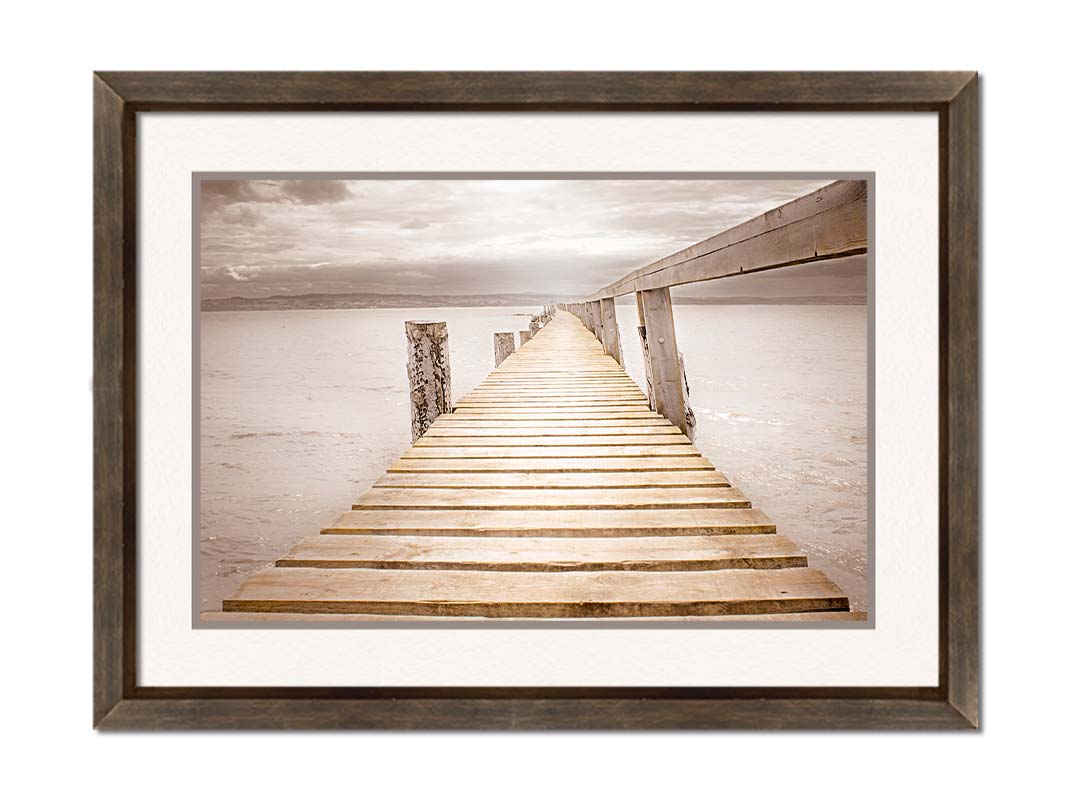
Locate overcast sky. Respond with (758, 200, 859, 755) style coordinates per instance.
(199, 178, 866, 300)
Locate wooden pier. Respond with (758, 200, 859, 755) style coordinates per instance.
(223, 316, 852, 620)
(219, 180, 865, 621)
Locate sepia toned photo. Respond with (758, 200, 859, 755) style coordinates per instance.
(197, 175, 870, 624)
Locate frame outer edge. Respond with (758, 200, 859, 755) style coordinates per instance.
(94, 70, 977, 109)
(90, 71, 982, 730)
(93, 74, 132, 727)
(96, 698, 975, 731)
(945, 74, 981, 727)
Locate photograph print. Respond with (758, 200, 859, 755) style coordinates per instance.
(197, 175, 870, 624)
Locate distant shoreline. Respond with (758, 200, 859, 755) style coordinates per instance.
(201, 293, 866, 312)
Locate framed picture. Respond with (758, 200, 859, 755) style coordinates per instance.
(94, 71, 979, 729)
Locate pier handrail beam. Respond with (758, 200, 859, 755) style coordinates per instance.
(560, 180, 867, 433)
(587, 179, 866, 301)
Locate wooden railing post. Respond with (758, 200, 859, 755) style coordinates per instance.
(494, 331, 516, 366)
(405, 320, 452, 442)
(599, 297, 622, 365)
(635, 292, 656, 409)
(590, 300, 604, 344)
(519, 330, 533, 346)
(636, 287, 686, 432)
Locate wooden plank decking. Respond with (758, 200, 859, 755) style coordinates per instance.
(222, 311, 853, 620)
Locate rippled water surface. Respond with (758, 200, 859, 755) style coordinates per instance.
(200, 305, 868, 612)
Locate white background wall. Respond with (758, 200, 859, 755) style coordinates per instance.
(2, 2, 1059, 797)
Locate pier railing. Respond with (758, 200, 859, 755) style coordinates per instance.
(558, 180, 868, 433)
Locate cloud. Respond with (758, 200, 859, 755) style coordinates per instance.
(200, 181, 264, 214)
(278, 180, 350, 205)
(221, 265, 264, 283)
(198, 178, 864, 300)
(217, 205, 266, 228)
(200, 179, 349, 216)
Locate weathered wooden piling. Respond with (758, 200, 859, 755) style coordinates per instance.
(494, 331, 516, 366)
(635, 293, 656, 410)
(637, 287, 687, 432)
(404, 321, 452, 442)
(519, 330, 533, 346)
(590, 300, 604, 345)
(528, 306, 554, 337)
(599, 296, 622, 366)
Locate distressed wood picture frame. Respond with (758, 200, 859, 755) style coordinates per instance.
(94, 71, 980, 730)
